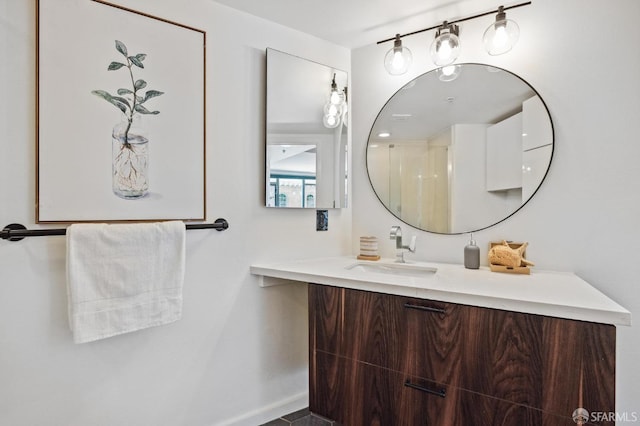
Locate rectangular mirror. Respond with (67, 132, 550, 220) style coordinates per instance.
(266, 48, 348, 208)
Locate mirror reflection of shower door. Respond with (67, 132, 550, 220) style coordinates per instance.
(388, 144, 402, 219)
(387, 143, 449, 233)
(424, 145, 449, 233)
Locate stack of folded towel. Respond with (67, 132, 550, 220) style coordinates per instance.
(358, 236, 380, 261)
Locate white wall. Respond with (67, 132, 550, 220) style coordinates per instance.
(0, 1, 350, 425)
(352, 0, 640, 416)
(4, 0, 640, 422)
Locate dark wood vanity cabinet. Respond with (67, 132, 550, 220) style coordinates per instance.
(309, 284, 616, 426)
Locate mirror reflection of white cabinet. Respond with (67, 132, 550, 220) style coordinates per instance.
(451, 124, 511, 233)
(486, 113, 523, 191)
(522, 96, 552, 150)
(522, 95, 553, 200)
(522, 145, 552, 201)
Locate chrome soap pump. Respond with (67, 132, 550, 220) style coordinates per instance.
(464, 233, 480, 269)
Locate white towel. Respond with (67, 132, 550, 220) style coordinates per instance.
(66, 221, 186, 344)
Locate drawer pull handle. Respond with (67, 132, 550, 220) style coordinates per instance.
(404, 380, 446, 398)
(404, 303, 445, 314)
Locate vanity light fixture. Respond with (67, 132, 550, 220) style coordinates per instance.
(323, 73, 346, 129)
(483, 6, 520, 55)
(430, 22, 460, 66)
(377, 1, 530, 74)
(384, 34, 413, 75)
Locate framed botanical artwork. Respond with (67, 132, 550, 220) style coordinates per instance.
(36, 0, 206, 222)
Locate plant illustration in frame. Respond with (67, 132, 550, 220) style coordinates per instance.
(92, 40, 164, 199)
(37, 0, 206, 222)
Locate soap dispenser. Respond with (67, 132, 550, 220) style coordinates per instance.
(464, 233, 480, 269)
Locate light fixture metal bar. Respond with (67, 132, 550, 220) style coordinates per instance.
(376, 1, 531, 45)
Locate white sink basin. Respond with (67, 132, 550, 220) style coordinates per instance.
(346, 261, 438, 278)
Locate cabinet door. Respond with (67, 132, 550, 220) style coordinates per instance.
(522, 95, 552, 151)
(462, 305, 544, 408)
(540, 316, 615, 421)
(522, 144, 552, 201)
(486, 113, 523, 191)
(309, 283, 344, 356)
(462, 305, 616, 418)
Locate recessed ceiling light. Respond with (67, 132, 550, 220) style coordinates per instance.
(391, 113, 412, 122)
(378, 132, 391, 138)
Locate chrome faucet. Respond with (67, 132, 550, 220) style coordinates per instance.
(390, 225, 416, 263)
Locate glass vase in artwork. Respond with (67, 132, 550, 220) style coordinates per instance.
(112, 114, 149, 199)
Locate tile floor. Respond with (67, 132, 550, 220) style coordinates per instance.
(261, 407, 337, 425)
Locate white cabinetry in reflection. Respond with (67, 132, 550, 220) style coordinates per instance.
(522, 95, 553, 200)
(485, 95, 553, 201)
(522, 95, 552, 150)
(486, 112, 522, 191)
(522, 145, 552, 200)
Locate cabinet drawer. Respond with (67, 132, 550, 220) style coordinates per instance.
(345, 292, 459, 377)
(311, 351, 575, 426)
(311, 351, 450, 425)
(310, 284, 463, 385)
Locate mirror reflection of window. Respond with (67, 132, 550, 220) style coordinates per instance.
(269, 176, 317, 208)
(267, 144, 318, 208)
(269, 180, 277, 206)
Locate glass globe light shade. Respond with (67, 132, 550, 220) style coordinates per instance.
(384, 35, 412, 75)
(323, 113, 341, 129)
(483, 12, 520, 55)
(330, 88, 345, 106)
(323, 101, 342, 129)
(429, 27, 460, 66)
(324, 102, 342, 117)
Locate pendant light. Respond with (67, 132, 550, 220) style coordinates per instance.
(483, 6, 520, 55)
(429, 22, 460, 66)
(323, 102, 342, 128)
(328, 73, 345, 106)
(323, 74, 345, 129)
(384, 34, 413, 75)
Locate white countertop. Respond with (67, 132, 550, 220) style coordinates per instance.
(250, 256, 631, 326)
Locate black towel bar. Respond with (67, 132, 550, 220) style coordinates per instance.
(1, 218, 229, 242)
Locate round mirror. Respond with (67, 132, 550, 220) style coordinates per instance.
(367, 63, 553, 234)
